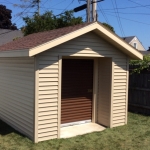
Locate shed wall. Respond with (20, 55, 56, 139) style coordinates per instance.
(97, 58, 111, 127)
(37, 32, 128, 142)
(112, 57, 128, 127)
(0, 57, 35, 140)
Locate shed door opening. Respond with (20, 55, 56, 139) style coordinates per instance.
(61, 59, 93, 125)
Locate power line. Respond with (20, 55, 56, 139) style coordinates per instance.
(110, 0, 124, 36)
(3, 0, 14, 4)
(102, 11, 150, 16)
(0, 2, 34, 30)
(102, 4, 150, 10)
(40, 0, 68, 12)
(61, 0, 74, 13)
(0, 2, 36, 36)
(51, 0, 66, 8)
(128, 0, 150, 10)
(12, 3, 34, 23)
(97, 3, 109, 24)
(41, 0, 52, 10)
(40, 0, 51, 12)
(81, 14, 86, 21)
(105, 12, 150, 26)
(40, 6, 64, 10)
(0, 2, 14, 5)
(114, 0, 125, 36)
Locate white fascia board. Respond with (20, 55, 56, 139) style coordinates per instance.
(0, 49, 29, 57)
(29, 22, 98, 56)
(29, 22, 143, 60)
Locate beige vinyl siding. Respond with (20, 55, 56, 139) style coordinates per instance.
(37, 32, 128, 141)
(0, 57, 34, 140)
(37, 55, 58, 142)
(97, 58, 112, 127)
(112, 57, 128, 127)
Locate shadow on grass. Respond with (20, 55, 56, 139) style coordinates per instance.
(129, 110, 150, 117)
(0, 119, 25, 137)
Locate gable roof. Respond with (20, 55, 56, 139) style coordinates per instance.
(122, 35, 146, 51)
(0, 23, 92, 52)
(0, 29, 23, 46)
(122, 36, 135, 44)
(0, 22, 143, 60)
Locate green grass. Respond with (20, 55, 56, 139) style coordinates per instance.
(1, 112, 150, 150)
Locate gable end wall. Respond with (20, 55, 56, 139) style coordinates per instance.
(36, 32, 128, 142)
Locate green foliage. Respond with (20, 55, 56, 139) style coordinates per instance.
(102, 23, 115, 33)
(0, 5, 17, 30)
(13, 37, 21, 41)
(23, 11, 83, 36)
(130, 54, 150, 73)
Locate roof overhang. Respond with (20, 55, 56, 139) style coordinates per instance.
(0, 22, 143, 60)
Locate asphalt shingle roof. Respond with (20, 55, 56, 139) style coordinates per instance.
(0, 29, 23, 46)
(122, 36, 135, 44)
(0, 22, 93, 52)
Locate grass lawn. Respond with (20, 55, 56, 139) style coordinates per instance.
(1, 112, 150, 150)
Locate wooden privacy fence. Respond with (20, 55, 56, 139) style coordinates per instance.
(129, 65, 150, 114)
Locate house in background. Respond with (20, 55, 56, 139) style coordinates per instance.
(122, 36, 145, 51)
(0, 29, 23, 46)
(140, 47, 150, 55)
(0, 22, 143, 143)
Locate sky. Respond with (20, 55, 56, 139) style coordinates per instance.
(1, 0, 150, 50)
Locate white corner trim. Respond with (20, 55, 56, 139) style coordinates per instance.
(0, 49, 29, 57)
(29, 22, 98, 56)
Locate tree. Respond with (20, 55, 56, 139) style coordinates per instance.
(130, 55, 150, 74)
(23, 11, 83, 36)
(102, 23, 115, 33)
(0, 5, 17, 30)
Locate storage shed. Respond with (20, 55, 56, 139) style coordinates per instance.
(0, 22, 143, 143)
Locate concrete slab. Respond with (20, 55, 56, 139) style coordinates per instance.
(60, 123, 106, 138)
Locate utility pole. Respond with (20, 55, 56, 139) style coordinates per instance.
(87, 0, 91, 22)
(75, 0, 103, 22)
(37, 0, 40, 16)
(92, 0, 97, 21)
(33, 0, 40, 15)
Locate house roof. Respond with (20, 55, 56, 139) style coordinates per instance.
(122, 36, 146, 51)
(0, 22, 143, 60)
(139, 51, 150, 55)
(0, 29, 23, 46)
(0, 23, 92, 52)
(122, 36, 135, 44)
